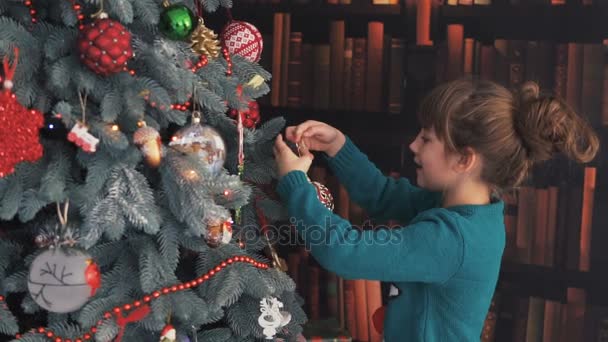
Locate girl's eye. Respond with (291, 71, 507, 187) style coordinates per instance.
(421, 137, 431, 143)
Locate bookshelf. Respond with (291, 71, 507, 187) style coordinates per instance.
(232, 2, 402, 18)
(230, 0, 608, 340)
(439, 3, 608, 42)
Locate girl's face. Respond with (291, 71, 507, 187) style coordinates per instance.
(408, 127, 462, 191)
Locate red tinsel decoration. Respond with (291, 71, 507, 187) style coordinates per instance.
(0, 47, 44, 178)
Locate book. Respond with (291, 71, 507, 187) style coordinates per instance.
(330, 21, 345, 110)
(287, 32, 303, 108)
(365, 22, 385, 112)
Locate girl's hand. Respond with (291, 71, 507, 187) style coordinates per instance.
(285, 120, 346, 157)
(273, 134, 314, 178)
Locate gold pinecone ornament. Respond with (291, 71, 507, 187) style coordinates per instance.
(190, 18, 221, 58)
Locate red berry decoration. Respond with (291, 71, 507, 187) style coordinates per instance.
(221, 21, 263, 63)
(0, 48, 44, 178)
(229, 100, 260, 129)
(77, 14, 133, 76)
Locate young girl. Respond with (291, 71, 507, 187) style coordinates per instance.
(273, 79, 599, 341)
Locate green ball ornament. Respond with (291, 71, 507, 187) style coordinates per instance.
(159, 4, 197, 40)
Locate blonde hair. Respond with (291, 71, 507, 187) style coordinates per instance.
(417, 79, 599, 191)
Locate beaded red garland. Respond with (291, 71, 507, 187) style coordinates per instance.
(24, 0, 36, 23)
(77, 17, 133, 76)
(10, 256, 269, 341)
(221, 21, 263, 63)
(190, 54, 208, 73)
(223, 47, 233, 76)
(69, 0, 85, 30)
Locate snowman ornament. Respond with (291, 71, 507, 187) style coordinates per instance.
(258, 296, 291, 339)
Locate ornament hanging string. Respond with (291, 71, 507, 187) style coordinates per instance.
(225, 7, 234, 22)
(78, 91, 88, 125)
(91, 0, 106, 18)
(55, 201, 69, 228)
(3, 47, 19, 91)
(194, 0, 203, 19)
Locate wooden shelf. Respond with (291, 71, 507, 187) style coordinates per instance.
(231, 3, 402, 19)
(497, 261, 608, 304)
(439, 4, 608, 43)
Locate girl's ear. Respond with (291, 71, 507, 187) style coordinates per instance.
(454, 147, 478, 173)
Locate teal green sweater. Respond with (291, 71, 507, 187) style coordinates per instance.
(276, 137, 505, 342)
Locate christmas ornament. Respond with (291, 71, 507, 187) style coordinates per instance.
(245, 74, 265, 89)
(295, 141, 335, 211)
(27, 247, 100, 313)
(67, 92, 99, 153)
(14, 256, 270, 342)
(160, 324, 176, 342)
(0, 47, 44, 178)
(169, 111, 226, 175)
(311, 180, 334, 211)
(204, 218, 233, 248)
(258, 296, 291, 339)
(67, 122, 99, 153)
(229, 100, 260, 129)
(221, 20, 263, 63)
(190, 17, 221, 58)
(134, 122, 162, 168)
(114, 304, 152, 342)
(77, 11, 133, 76)
(159, 1, 197, 40)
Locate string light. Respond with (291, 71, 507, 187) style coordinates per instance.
(10, 257, 269, 341)
(111, 124, 119, 131)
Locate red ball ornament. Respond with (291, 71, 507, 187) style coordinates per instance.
(221, 21, 263, 63)
(77, 16, 133, 76)
(229, 100, 260, 128)
(0, 48, 44, 178)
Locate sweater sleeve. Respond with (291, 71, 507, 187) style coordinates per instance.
(325, 136, 440, 223)
(277, 170, 464, 283)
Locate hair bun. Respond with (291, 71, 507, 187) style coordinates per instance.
(513, 81, 554, 163)
(519, 81, 540, 105)
(513, 80, 598, 164)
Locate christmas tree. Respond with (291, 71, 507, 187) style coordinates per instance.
(0, 0, 307, 341)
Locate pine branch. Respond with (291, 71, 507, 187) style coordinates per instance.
(197, 328, 233, 342)
(0, 304, 18, 336)
(100, 89, 122, 122)
(45, 28, 77, 61)
(156, 213, 180, 272)
(130, 0, 160, 26)
(0, 173, 22, 220)
(226, 294, 262, 338)
(106, 0, 134, 24)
